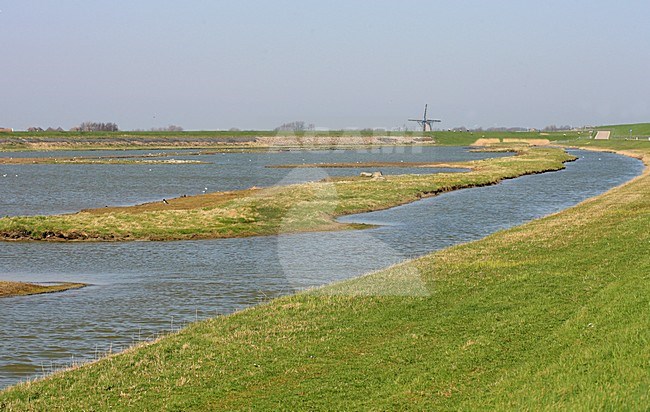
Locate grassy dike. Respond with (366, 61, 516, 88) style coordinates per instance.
(0, 147, 573, 242)
(0, 129, 581, 151)
(0, 142, 648, 410)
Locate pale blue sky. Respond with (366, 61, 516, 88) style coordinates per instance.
(1, 1, 649, 130)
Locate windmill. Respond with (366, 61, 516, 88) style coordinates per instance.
(408, 104, 441, 132)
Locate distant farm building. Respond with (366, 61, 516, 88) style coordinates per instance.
(594, 131, 611, 140)
(0, 127, 13, 133)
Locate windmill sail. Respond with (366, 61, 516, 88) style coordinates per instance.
(409, 104, 441, 132)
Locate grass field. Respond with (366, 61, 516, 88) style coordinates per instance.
(0, 140, 648, 410)
(0, 147, 573, 241)
(0, 129, 582, 151)
(595, 123, 650, 138)
(4, 125, 647, 151)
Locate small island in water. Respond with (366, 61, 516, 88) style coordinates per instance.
(0, 281, 86, 298)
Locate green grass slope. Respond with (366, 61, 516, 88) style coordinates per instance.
(595, 123, 650, 138)
(0, 143, 648, 411)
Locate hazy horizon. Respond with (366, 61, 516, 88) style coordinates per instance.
(2, 1, 649, 131)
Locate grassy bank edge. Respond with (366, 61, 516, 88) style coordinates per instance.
(0, 282, 87, 298)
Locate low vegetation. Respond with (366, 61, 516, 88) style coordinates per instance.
(0, 142, 647, 410)
(0, 129, 581, 151)
(0, 282, 86, 298)
(0, 147, 574, 241)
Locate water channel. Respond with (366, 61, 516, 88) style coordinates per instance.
(0, 147, 644, 389)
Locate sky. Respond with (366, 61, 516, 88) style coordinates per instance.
(1, 0, 649, 131)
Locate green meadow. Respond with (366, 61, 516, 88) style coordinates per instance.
(0, 129, 580, 151)
(595, 123, 650, 138)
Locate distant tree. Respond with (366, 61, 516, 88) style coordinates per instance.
(150, 125, 184, 132)
(274, 121, 306, 132)
(542, 125, 571, 132)
(76, 122, 119, 132)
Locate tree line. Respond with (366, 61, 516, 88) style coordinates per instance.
(26, 123, 189, 132)
(70, 122, 119, 132)
(274, 121, 316, 132)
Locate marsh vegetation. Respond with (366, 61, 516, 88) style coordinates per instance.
(0, 147, 574, 241)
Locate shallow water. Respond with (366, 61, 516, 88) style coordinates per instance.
(0, 147, 643, 389)
(0, 146, 490, 217)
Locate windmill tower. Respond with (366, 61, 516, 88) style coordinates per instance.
(408, 104, 441, 132)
